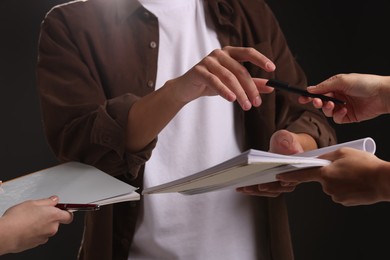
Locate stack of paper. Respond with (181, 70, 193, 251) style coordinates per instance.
(142, 137, 376, 195)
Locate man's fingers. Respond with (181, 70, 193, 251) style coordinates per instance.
(59, 211, 74, 224)
(204, 49, 259, 110)
(33, 196, 59, 206)
(203, 47, 276, 110)
(276, 168, 322, 183)
(236, 181, 296, 197)
(224, 46, 276, 72)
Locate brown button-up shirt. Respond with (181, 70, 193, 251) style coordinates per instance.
(36, 0, 336, 259)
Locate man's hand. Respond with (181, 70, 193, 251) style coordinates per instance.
(236, 130, 315, 197)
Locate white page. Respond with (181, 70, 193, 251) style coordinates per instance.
(297, 137, 376, 157)
(0, 162, 139, 215)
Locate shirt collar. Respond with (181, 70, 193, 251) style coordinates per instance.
(114, 0, 234, 24)
(115, 0, 143, 23)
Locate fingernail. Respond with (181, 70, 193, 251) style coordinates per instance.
(253, 95, 261, 107)
(50, 196, 59, 201)
(266, 62, 276, 71)
(226, 92, 237, 102)
(243, 100, 252, 110)
(281, 139, 290, 149)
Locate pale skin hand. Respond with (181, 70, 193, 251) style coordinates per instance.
(276, 148, 390, 206)
(0, 196, 73, 255)
(126, 46, 275, 152)
(298, 73, 390, 124)
(236, 129, 317, 197)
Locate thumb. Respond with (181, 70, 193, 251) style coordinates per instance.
(316, 150, 341, 161)
(35, 196, 59, 206)
(307, 84, 335, 95)
(307, 77, 341, 94)
(49, 195, 59, 204)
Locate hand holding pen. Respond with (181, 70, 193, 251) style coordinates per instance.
(265, 79, 346, 105)
(0, 196, 74, 254)
(294, 74, 390, 124)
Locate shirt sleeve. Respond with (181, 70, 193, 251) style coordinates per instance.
(36, 7, 156, 180)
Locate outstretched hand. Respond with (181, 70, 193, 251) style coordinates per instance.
(298, 73, 388, 124)
(276, 148, 390, 206)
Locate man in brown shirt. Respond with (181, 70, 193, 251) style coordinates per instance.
(36, 0, 336, 259)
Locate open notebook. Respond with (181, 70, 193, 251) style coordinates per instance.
(143, 137, 376, 195)
(0, 162, 139, 215)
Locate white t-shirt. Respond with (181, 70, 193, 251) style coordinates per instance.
(129, 1, 267, 259)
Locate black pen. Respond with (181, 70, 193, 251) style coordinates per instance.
(56, 203, 100, 211)
(266, 79, 346, 105)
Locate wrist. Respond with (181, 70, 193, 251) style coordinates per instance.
(379, 76, 390, 114)
(375, 160, 390, 202)
(164, 78, 192, 107)
(0, 217, 18, 255)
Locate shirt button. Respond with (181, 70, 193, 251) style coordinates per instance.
(143, 11, 150, 18)
(102, 135, 111, 143)
(147, 80, 154, 88)
(149, 41, 157, 48)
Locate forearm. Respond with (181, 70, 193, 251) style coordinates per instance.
(376, 160, 390, 202)
(0, 219, 9, 255)
(380, 76, 390, 114)
(0, 217, 17, 255)
(126, 80, 186, 152)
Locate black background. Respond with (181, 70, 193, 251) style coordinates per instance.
(1, 1, 389, 259)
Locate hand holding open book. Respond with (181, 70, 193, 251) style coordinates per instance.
(0, 162, 139, 215)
